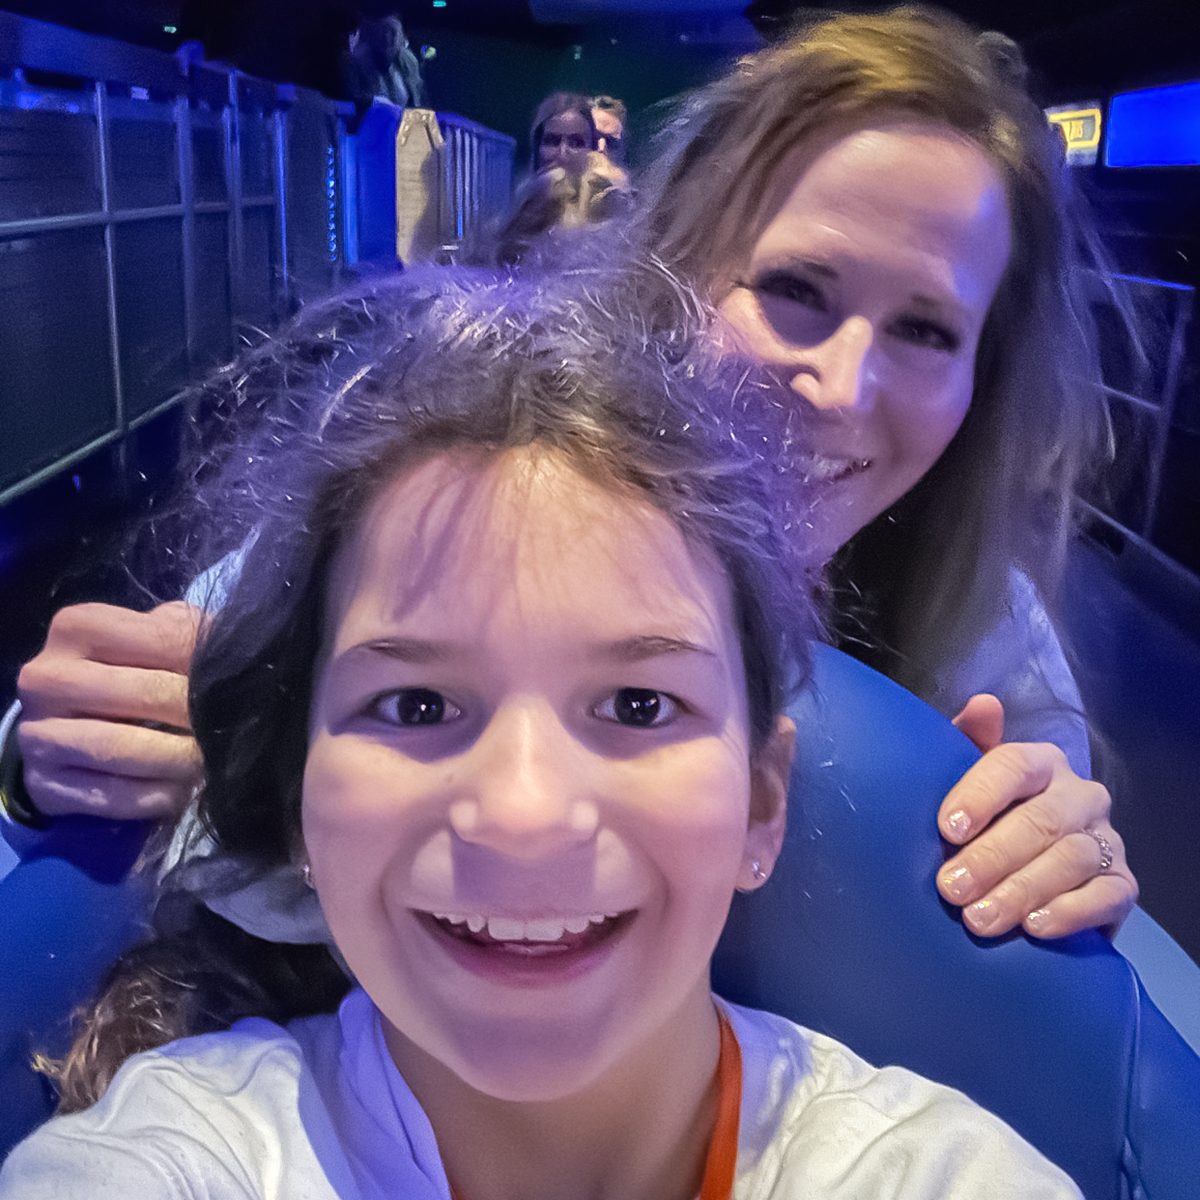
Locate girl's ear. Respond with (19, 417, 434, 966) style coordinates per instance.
(738, 715, 795, 891)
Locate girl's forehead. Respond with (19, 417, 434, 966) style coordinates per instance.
(324, 448, 738, 652)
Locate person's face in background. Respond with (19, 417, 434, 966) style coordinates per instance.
(592, 107, 626, 165)
(717, 117, 1012, 563)
(537, 110, 594, 174)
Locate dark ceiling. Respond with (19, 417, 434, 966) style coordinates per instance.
(4, 0, 1199, 96)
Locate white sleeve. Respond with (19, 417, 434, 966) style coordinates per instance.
(0, 1031, 309, 1200)
(0, 699, 45, 872)
(773, 1059, 1083, 1197)
(0, 1128, 196, 1198)
(939, 572, 1091, 776)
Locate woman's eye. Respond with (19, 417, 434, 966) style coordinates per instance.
(890, 316, 960, 353)
(371, 688, 461, 727)
(594, 688, 680, 728)
(752, 271, 827, 311)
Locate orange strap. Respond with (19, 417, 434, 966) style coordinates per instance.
(449, 1007, 742, 1200)
(698, 1007, 742, 1200)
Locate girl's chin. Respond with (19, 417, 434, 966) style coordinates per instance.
(388, 1013, 633, 1104)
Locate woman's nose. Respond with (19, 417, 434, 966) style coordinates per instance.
(791, 315, 877, 414)
(449, 701, 599, 858)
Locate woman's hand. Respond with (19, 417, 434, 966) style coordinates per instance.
(936, 695, 1138, 939)
(16, 602, 204, 821)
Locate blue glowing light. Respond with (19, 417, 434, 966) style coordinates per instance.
(326, 145, 339, 262)
(1107, 80, 1200, 168)
(432, 1, 447, 8)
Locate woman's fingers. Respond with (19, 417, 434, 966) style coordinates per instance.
(19, 657, 191, 730)
(950, 692, 1005, 755)
(19, 717, 203, 819)
(14, 601, 204, 821)
(936, 741, 1138, 939)
(1022, 867, 1139, 940)
(937, 741, 1061, 846)
(28, 601, 200, 675)
(954, 823, 1127, 937)
(15, 762, 199, 821)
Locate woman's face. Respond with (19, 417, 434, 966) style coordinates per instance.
(303, 448, 791, 1102)
(537, 110, 593, 174)
(717, 119, 1012, 562)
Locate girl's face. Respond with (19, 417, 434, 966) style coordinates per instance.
(537, 111, 593, 174)
(717, 118, 1013, 562)
(303, 448, 792, 1102)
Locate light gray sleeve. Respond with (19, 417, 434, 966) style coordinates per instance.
(938, 572, 1091, 776)
(0, 1127, 196, 1198)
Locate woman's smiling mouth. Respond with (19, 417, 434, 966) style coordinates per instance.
(801, 454, 872, 484)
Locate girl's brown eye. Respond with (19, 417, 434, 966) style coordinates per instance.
(373, 688, 461, 726)
(594, 688, 680, 728)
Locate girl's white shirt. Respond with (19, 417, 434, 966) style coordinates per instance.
(0, 988, 1080, 1198)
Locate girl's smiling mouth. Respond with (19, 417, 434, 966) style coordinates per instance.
(411, 907, 637, 977)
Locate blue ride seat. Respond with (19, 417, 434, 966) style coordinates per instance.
(714, 644, 1200, 1200)
(2, 645, 1198, 1197)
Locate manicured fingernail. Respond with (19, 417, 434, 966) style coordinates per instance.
(945, 809, 971, 840)
(940, 864, 975, 902)
(1026, 908, 1050, 931)
(967, 899, 999, 931)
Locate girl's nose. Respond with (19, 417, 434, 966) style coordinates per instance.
(449, 701, 599, 858)
(790, 315, 878, 414)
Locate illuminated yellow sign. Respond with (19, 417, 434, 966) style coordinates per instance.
(1045, 103, 1103, 165)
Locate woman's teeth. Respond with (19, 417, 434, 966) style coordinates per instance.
(804, 455, 871, 483)
(430, 912, 619, 943)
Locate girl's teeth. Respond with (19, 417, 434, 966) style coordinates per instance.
(433, 912, 621, 942)
(524, 918, 569, 942)
(487, 917, 526, 941)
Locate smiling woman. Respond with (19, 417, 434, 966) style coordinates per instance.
(629, 4, 1139, 941)
(0, 266, 1082, 1198)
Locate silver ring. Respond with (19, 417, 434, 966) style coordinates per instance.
(1084, 827, 1114, 873)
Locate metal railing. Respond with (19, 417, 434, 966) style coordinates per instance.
(1078, 272, 1196, 581)
(0, 11, 515, 507)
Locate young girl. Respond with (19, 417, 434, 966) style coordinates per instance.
(0, 269, 1079, 1197)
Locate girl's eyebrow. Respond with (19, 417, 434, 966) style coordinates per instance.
(599, 634, 718, 662)
(339, 637, 457, 665)
(336, 634, 717, 666)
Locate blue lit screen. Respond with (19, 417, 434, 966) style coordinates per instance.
(1107, 80, 1200, 167)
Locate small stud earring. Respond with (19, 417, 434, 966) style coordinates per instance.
(751, 859, 766, 882)
(301, 862, 315, 891)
